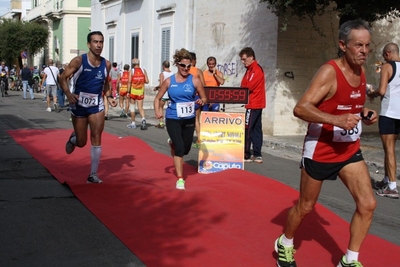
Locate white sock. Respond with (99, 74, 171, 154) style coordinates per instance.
(90, 146, 101, 174)
(130, 121, 136, 125)
(281, 234, 293, 247)
(345, 249, 359, 263)
(389, 181, 397, 190)
(142, 117, 146, 121)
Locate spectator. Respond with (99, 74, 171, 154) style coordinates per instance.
(240, 47, 266, 163)
(0, 61, 9, 95)
(192, 56, 225, 149)
(20, 63, 34, 99)
(110, 62, 119, 98)
(189, 52, 206, 148)
(41, 59, 59, 112)
(154, 60, 174, 128)
(57, 61, 65, 107)
(368, 42, 400, 199)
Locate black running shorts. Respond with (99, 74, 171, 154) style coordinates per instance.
(379, 115, 400, 135)
(300, 149, 364, 181)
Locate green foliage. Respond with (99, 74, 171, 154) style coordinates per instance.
(0, 18, 49, 68)
(261, 0, 400, 25)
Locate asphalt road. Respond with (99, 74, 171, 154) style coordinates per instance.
(0, 90, 399, 267)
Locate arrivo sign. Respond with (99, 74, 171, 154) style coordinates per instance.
(204, 86, 249, 104)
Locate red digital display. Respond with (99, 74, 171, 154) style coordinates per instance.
(204, 86, 249, 104)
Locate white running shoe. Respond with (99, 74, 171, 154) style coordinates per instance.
(176, 178, 185, 190)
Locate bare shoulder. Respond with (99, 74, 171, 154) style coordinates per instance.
(311, 62, 336, 83)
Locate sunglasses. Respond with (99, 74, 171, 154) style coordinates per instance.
(177, 63, 191, 69)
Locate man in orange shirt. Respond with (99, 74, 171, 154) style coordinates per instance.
(127, 58, 149, 130)
(190, 52, 206, 147)
(118, 64, 131, 118)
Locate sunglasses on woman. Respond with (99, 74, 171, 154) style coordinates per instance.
(177, 63, 191, 69)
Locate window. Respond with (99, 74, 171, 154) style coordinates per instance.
(131, 33, 139, 60)
(161, 27, 171, 70)
(109, 36, 114, 63)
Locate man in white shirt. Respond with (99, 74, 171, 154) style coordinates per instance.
(41, 59, 60, 112)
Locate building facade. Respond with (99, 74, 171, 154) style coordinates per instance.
(7, 0, 395, 135)
(25, 0, 91, 67)
(1, 0, 32, 21)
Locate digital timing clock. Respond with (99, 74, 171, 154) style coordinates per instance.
(204, 86, 249, 104)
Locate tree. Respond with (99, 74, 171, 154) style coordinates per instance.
(0, 18, 49, 68)
(261, 0, 400, 28)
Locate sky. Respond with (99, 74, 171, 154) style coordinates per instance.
(0, 0, 9, 17)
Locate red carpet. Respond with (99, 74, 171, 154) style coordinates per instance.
(9, 129, 400, 266)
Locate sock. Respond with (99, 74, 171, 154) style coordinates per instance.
(383, 175, 389, 183)
(70, 135, 77, 145)
(130, 121, 136, 126)
(281, 234, 293, 247)
(90, 146, 102, 174)
(345, 249, 359, 263)
(142, 117, 146, 121)
(389, 181, 397, 190)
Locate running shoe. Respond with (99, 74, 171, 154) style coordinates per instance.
(253, 156, 263, 163)
(375, 185, 399, 199)
(176, 178, 185, 190)
(337, 255, 363, 267)
(274, 235, 296, 267)
(104, 114, 109, 120)
(46, 107, 51, 112)
(244, 156, 253, 163)
(140, 119, 147, 130)
(374, 179, 388, 190)
(127, 123, 137, 129)
(87, 173, 103, 184)
(155, 123, 165, 129)
(119, 111, 125, 118)
(65, 132, 76, 154)
(53, 103, 59, 113)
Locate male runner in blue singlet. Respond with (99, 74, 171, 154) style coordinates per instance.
(59, 31, 117, 183)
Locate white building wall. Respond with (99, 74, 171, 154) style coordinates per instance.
(62, 15, 78, 63)
(92, 0, 195, 88)
(195, 0, 277, 135)
(25, 0, 91, 67)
